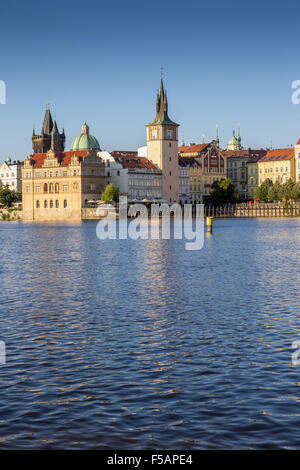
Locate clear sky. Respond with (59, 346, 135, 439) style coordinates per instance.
(1, 0, 300, 160)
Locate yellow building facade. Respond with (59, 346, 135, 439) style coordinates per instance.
(257, 148, 295, 185)
(22, 148, 106, 221)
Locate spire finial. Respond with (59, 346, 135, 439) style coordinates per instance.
(181, 132, 185, 146)
(216, 125, 220, 146)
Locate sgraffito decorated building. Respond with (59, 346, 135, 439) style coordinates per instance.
(22, 117, 105, 221)
(178, 139, 226, 203)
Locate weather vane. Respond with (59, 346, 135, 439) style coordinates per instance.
(160, 66, 164, 78)
(46, 102, 50, 110)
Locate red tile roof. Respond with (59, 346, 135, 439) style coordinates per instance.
(178, 143, 210, 154)
(259, 148, 294, 162)
(113, 154, 158, 170)
(223, 149, 251, 157)
(29, 150, 90, 168)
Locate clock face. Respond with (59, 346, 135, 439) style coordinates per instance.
(152, 130, 158, 139)
(167, 130, 173, 139)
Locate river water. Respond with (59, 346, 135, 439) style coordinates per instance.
(0, 218, 299, 449)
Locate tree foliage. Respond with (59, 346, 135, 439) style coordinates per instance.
(0, 185, 21, 207)
(210, 178, 241, 204)
(101, 183, 119, 203)
(254, 179, 300, 202)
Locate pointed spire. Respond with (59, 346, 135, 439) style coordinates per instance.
(42, 108, 53, 135)
(156, 90, 160, 114)
(159, 75, 165, 109)
(32, 127, 35, 136)
(163, 89, 168, 113)
(148, 74, 178, 126)
(181, 132, 185, 146)
(52, 120, 59, 135)
(215, 125, 219, 146)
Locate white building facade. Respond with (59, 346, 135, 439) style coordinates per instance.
(0, 158, 23, 193)
(98, 150, 162, 201)
(178, 157, 190, 204)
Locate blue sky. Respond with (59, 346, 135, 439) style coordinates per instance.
(1, 0, 300, 160)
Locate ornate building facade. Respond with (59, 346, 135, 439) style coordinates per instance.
(22, 124, 105, 221)
(178, 141, 226, 202)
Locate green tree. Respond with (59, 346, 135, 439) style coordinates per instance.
(0, 185, 21, 207)
(278, 179, 294, 201)
(292, 182, 300, 200)
(210, 178, 240, 204)
(267, 181, 281, 202)
(254, 178, 273, 202)
(101, 183, 119, 203)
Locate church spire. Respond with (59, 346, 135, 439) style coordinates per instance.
(42, 108, 53, 135)
(50, 120, 60, 151)
(215, 125, 219, 146)
(148, 75, 178, 126)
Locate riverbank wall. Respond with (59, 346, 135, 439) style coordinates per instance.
(204, 202, 300, 218)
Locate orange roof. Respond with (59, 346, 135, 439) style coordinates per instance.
(223, 149, 251, 157)
(259, 148, 294, 162)
(297, 138, 300, 145)
(114, 154, 158, 170)
(178, 143, 210, 154)
(29, 150, 90, 168)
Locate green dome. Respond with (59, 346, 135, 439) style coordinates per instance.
(228, 135, 238, 146)
(71, 123, 100, 150)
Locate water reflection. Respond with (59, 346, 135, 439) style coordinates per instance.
(0, 218, 299, 449)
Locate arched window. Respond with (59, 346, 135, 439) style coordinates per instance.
(50, 200, 53, 208)
(44, 200, 48, 208)
(49, 183, 54, 193)
(55, 200, 59, 208)
(55, 183, 59, 193)
(43, 183, 48, 193)
(36, 200, 40, 208)
(63, 200, 67, 208)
